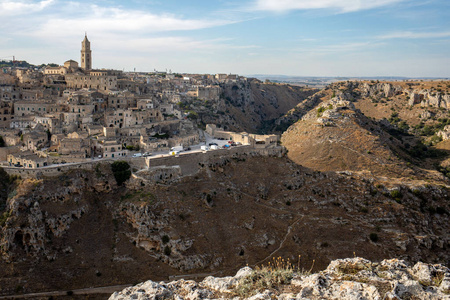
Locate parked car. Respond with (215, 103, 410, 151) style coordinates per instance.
(208, 142, 218, 146)
(143, 152, 152, 157)
(132, 153, 142, 157)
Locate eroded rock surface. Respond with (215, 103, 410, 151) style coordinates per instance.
(110, 258, 450, 300)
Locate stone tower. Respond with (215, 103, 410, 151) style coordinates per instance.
(80, 33, 92, 70)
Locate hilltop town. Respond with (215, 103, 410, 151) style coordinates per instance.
(0, 35, 278, 174)
(1, 35, 450, 300)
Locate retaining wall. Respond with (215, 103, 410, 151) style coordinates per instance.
(3, 146, 284, 179)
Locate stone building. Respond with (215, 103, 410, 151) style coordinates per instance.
(64, 60, 79, 70)
(0, 85, 19, 100)
(101, 140, 127, 158)
(22, 131, 48, 151)
(7, 151, 48, 168)
(0, 74, 16, 85)
(34, 116, 61, 133)
(206, 124, 278, 148)
(44, 66, 67, 75)
(0, 100, 13, 125)
(10, 116, 35, 129)
(105, 108, 163, 128)
(14, 100, 60, 116)
(65, 73, 118, 91)
(81, 34, 92, 70)
(58, 137, 90, 157)
(0, 129, 21, 146)
(137, 99, 154, 110)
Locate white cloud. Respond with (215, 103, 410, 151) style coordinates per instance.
(92, 36, 259, 56)
(27, 4, 236, 40)
(253, 0, 404, 13)
(0, 0, 55, 16)
(377, 31, 450, 39)
(16, 2, 253, 60)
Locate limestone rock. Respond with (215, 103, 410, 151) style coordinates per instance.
(110, 258, 450, 299)
(109, 281, 172, 300)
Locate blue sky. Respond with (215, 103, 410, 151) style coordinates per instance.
(0, 0, 449, 77)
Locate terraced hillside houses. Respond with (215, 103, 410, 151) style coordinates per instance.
(0, 35, 251, 171)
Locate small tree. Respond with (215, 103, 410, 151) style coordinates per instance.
(111, 161, 131, 186)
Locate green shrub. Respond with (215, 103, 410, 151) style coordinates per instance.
(111, 161, 131, 186)
(317, 106, 326, 117)
(0, 211, 10, 227)
(369, 233, 379, 242)
(161, 235, 170, 244)
(390, 190, 402, 200)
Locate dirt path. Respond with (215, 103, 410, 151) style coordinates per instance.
(0, 284, 132, 299)
(253, 217, 303, 266)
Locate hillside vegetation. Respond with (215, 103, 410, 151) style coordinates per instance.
(282, 80, 450, 181)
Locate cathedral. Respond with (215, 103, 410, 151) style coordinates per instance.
(44, 34, 120, 91)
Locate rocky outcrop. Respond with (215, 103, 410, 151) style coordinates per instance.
(188, 79, 317, 133)
(361, 82, 404, 98)
(0, 193, 88, 262)
(120, 201, 210, 272)
(420, 92, 450, 109)
(324, 80, 450, 109)
(407, 91, 450, 109)
(438, 125, 450, 141)
(110, 257, 450, 299)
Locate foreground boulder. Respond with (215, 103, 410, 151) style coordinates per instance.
(110, 257, 450, 299)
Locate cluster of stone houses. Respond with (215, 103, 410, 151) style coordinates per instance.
(0, 35, 247, 169)
(205, 124, 278, 147)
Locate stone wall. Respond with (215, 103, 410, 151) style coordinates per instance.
(146, 146, 284, 176)
(2, 147, 283, 179)
(3, 162, 95, 179)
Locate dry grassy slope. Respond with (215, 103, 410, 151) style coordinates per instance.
(282, 112, 409, 177)
(281, 81, 450, 179)
(0, 157, 449, 296)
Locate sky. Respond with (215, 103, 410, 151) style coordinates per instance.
(0, 0, 449, 77)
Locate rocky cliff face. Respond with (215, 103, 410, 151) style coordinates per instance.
(0, 154, 449, 296)
(333, 80, 450, 109)
(185, 79, 317, 133)
(110, 257, 450, 299)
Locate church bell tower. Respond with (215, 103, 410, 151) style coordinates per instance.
(81, 33, 92, 70)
